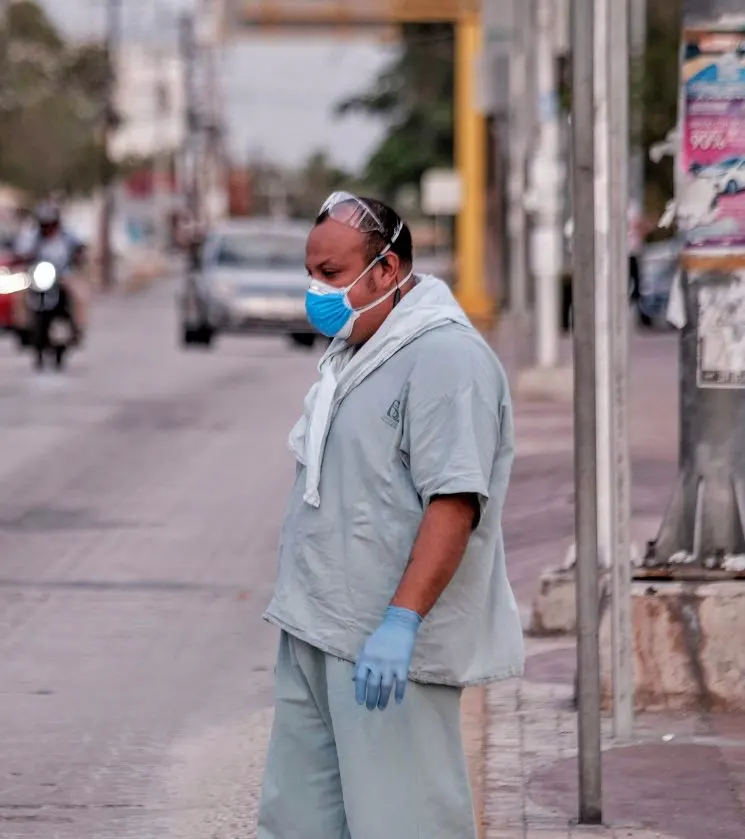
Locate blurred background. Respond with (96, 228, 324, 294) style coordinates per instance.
(1, 3, 727, 839)
(0, 0, 682, 299)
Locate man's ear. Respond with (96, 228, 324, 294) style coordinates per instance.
(379, 252, 401, 287)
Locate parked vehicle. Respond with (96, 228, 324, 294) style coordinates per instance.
(178, 218, 318, 349)
(637, 236, 684, 325)
(0, 234, 21, 335)
(559, 236, 682, 332)
(0, 257, 26, 334)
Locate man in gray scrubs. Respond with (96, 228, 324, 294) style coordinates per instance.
(258, 192, 524, 839)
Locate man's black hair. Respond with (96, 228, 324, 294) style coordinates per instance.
(315, 195, 413, 269)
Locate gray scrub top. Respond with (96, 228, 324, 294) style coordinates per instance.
(264, 322, 525, 687)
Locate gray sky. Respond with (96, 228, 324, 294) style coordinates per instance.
(41, 0, 392, 172)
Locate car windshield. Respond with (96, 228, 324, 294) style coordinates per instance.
(214, 231, 306, 268)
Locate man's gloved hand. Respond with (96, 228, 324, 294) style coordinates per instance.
(353, 606, 422, 711)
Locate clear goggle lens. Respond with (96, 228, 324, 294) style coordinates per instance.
(319, 191, 385, 234)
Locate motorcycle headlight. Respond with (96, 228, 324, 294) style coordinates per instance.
(31, 261, 56, 292)
(0, 269, 30, 294)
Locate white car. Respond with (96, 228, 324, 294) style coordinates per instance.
(178, 218, 318, 349)
(715, 158, 745, 195)
(693, 157, 745, 195)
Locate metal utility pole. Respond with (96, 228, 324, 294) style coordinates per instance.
(153, 54, 170, 252)
(607, 0, 633, 742)
(480, 0, 512, 312)
(199, 0, 227, 225)
(529, 0, 563, 368)
(101, 0, 122, 289)
(151, 3, 173, 253)
(594, 0, 612, 584)
(594, 0, 633, 742)
(179, 12, 200, 223)
(571, 0, 603, 824)
(507, 0, 532, 349)
(629, 0, 647, 209)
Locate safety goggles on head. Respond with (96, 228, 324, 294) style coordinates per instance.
(319, 191, 384, 234)
(319, 191, 403, 245)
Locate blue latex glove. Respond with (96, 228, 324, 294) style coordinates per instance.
(353, 606, 422, 711)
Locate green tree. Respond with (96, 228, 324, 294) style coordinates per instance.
(639, 0, 682, 228)
(334, 24, 455, 201)
(345, 6, 683, 226)
(0, 1, 113, 199)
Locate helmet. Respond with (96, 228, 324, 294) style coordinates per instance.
(35, 201, 60, 227)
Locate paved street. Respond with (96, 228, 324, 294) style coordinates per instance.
(0, 279, 320, 838)
(2, 284, 744, 839)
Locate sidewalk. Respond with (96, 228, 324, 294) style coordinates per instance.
(497, 324, 680, 611)
(480, 324, 745, 838)
(483, 648, 745, 838)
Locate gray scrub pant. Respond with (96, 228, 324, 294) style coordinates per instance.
(257, 631, 477, 839)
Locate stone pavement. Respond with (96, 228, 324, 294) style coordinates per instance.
(483, 638, 745, 838)
(479, 325, 745, 839)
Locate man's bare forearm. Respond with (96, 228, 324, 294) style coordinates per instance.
(390, 494, 478, 618)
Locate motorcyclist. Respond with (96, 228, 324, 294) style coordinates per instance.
(14, 201, 86, 345)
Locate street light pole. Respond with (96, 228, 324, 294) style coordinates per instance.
(595, 0, 633, 743)
(101, 0, 122, 290)
(629, 0, 647, 209)
(594, 0, 612, 591)
(571, 0, 603, 824)
(530, 0, 563, 369)
(606, 0, 633, 743)
(180, 12, 200, 223)
(507, 0, 531, 320)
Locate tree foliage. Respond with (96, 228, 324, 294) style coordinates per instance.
(334, 24, 454, 201)
(0, 1, 113, 199)
(340, 7, 683, 224)
(639, 1, 682, 224)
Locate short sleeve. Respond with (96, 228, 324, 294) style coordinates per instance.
(403, 348, 503, 522)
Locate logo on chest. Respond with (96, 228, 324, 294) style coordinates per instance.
(382, 399, 401, 429)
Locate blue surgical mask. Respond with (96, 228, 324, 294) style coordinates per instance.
(305, 250, 412, 339)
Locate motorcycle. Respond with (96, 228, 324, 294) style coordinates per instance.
(24, 260, 78, 371)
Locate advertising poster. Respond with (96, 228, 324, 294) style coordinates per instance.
(696, 268, 745, 388)
(680, 27, 745, 249)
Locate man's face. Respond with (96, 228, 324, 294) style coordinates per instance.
(305, 219, 401, 344)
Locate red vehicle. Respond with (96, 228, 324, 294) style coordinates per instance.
(0, 238, 23, 335)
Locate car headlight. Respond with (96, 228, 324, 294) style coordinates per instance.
(31, 261, 56, 292)
(0, 269, 30, 294)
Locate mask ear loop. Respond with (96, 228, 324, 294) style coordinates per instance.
(388, 219, 404, 308)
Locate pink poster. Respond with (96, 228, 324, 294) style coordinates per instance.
(680, 28, 745, 250)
